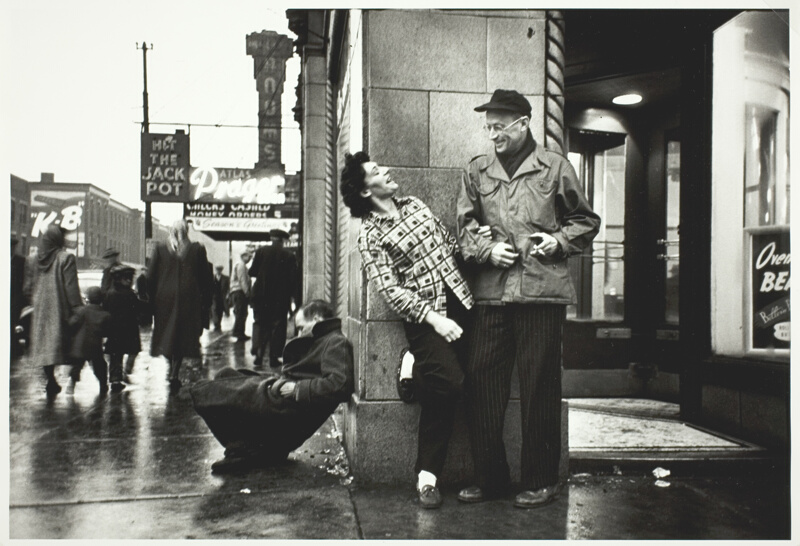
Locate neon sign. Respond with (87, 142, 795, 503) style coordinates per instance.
(189, 167, 285, 204)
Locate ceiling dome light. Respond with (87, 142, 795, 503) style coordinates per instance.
(612, 93, 643, 105)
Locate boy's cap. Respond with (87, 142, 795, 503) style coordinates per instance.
(85, 286, 103, 304)
(110, 264, 135, 277)
(102, 248, 120, 259)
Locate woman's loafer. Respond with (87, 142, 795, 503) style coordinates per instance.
(396, 349, 416, 403)
(419, 485, 443, 509)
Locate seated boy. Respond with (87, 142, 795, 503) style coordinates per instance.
(190, 300, 354, 474)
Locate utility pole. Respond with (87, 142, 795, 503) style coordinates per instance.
(138, 42, 152, 240)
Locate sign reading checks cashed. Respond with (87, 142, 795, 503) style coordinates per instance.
(141, 132, 190, 202)
(751, 229, 790, 350)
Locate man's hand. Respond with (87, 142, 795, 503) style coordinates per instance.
(529, 232, 560, 257)
(477, 224, 492, 240)
(279, 381, 297, 397)
(424, 310, 463, 342)
(489, 243, 520, 269)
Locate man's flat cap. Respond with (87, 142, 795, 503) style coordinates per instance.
(102, 247, 120, 259)
(269, 229, 289, 239)
(474, 89, 532, 117)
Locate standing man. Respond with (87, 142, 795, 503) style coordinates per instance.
(210, 265, 230, 331)
(229, 251, 252, 342)
(456, 89, 600, 508)
(249, 229, 299, 368)
(100, 248, 121, 297)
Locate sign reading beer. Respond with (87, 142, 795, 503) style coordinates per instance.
(750, 229, 790, 350)
(188, 167, 285, 204)
(141, 132, 190, 202)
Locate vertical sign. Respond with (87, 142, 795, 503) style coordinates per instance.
(141, 132, 190, 202)
(751, 229, 790, 350)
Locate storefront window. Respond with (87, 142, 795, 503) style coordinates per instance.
(711, 10, 789, 358)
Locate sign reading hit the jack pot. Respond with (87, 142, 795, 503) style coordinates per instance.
(141, 132, 190, 202)
(751, 229, 790, 350)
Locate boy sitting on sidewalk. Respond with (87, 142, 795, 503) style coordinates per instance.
(191, 300, 354, 474)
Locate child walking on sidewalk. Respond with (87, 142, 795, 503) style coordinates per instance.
(104, 265, 145, 393)
(67, 286, 111, 395)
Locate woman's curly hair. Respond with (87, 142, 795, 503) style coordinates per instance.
(340, 151, 374, 219)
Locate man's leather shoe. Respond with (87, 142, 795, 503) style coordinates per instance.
(514, 484, 561, 509)
(457, 485, 485, 503)
(418, 485, 443, 509)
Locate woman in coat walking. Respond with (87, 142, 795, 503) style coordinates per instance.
(147, 220, 212, 393)
(26, 224, 84, 396)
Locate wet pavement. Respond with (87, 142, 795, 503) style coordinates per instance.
(6, 315, 792, 541)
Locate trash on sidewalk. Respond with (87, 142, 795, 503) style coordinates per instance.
(652, 467, 671, 479)
(612, 465, 622, 475)
(240, 488, 252, 494)
(654, 480, 671, 488)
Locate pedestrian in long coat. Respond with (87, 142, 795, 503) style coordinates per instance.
(27, 224, 84, 396)
(248, 229, 300, 368)
(147, 220, 212, 393)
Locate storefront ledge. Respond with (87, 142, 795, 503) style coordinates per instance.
(341, 397, 568, 485)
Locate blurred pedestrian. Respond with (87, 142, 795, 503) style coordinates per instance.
(211, 265, 230, 331)
(26, 224, 84, 396)
(104, 264, 145, 393)
(191, 300, 354, 474)
(135, 267, 152, 328)
(147, 220, 212, 394)
(249, 229, 299, 368)
(66, 286, 111, 395)
(229, 251, 252, 341)
(11, 237, 27, 357)
(100, 247, 121, 297)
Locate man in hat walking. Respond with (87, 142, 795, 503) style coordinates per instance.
(249, 229, 300, 368)
(211, 265, 230, 331)
(456, 89, 600, 508)
(100, 247, 122, 297)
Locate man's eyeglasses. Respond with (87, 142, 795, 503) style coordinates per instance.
(483, 116, 528, 134)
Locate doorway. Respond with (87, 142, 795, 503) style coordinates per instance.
(557, 9, 739, 399)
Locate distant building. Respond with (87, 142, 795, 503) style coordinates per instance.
(10, 173, 170, 269)
(10, 174, 30, 254)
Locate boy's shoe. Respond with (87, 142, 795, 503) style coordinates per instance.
(65, 380, 76, 395)
(168, 378, 182, 394)
(45, 381, 62, 396)
(99, 381, 109, 395)
(110, 382, 126, 393)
